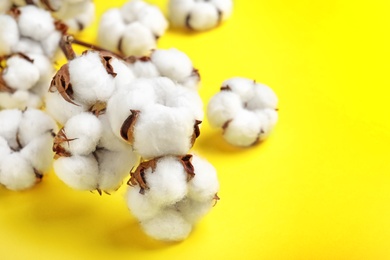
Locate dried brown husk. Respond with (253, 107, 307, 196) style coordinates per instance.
(49, 64, 78, 105)
(52, 128, 75, 159)
(120, 110, 140, 144)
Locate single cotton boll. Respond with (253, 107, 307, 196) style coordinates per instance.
(62, 113, 102, 155)
(207, 91, 243, 128)
(126, 186, 161, 221)
(0, 153, 37, 191)
(18, 109, 57, 147)
(45, 91, 87, 126)
(98, 9, 126, 52)
(221, 77, 256, 104)
(145, 156, 188, 207)
(20, 134, 54, 174)
(246, 83, 279, 110)
(68, 51, 116, 106)
(2, 56, 40, 91)
(176, 198, 214, 224)
(140, 209, 192, 241)
(95, 149, 138, 191)
(98, 114, 133, 152)
(168, 0, 194, 28)
(0, 109, 23, 150)
(12, 37, 44, 55)
(63, 1, 95, 32)
(120, 22, 156, 57)
(18, 5, 55, 41)
(54, 154, 99, 191)
(187, 155, 219, 202)
(0, 15, 20, 56)
(223, 109, 262, 147)
(128, 59, 160, 79)
(188, 3, 220, 31)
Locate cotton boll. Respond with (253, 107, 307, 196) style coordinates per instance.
(62, 112, 102, 155)
(68, 51, 116, 105)
(2, 56, 40, 91)
(145, 156, 188, 206)
(54, 154, 99, 191)
(120, 22, 156, 57)
(187, 155, 219, 202)
(140, 209, 192, 241)
(176, 198, 214, 224)
(168, 0, 194, 28)
(95, 149, 138, 191)
(255, 109, 278, 140)
(0, 153, 37, 191)
(98, 9, 126, 52)
(223, 109, 262, 147)
(187, 3, 220, 31)
(207, 91, 243, 128)
(12, 37, 44, 55)
(221, 77, 256, 104)
(0, 109, 23, 150)
(18, 109, 57, 147)
(28, 53, 54, 81)
(126, 186, 161, 221)
(0, 15, 20, 56)
(128, 59, 160, 79)
(20, 133, 54, 174)
(18, 5, 55, 41)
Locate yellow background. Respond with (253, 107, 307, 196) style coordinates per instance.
(1, 0, 390, 259)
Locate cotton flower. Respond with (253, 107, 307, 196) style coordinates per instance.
(0, 108, 57, 191)
(207, 77, 279, 146)
(98, 0, 168, 56)
(168, 0, 233, 31)
(126, 154, 219, 241)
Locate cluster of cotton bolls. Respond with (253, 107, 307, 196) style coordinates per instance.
(168, 0, 233, 31)
(207, 77, 279, 147)
(98, 0, 168, 57)
(0, 108, 57, 190)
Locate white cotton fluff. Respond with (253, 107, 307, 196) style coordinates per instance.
(0, 15, 19, 56)
(109, 58, 136, 91)
(126, 186, 161, 221)
(94, 148, 138, 191)
(54, 154, 99, 191)
(0, 137, 11, 167)
(62, 1, 95, 32)
(144, 156, 188, 207)
(0, 153, 37, 191)
(0, 90, 42, 110)
(11, 37, 45, 56)
(254, 108, 279, 141)
(62, 112, 103, 155)
(187, 2, 220, 31)
(221, 77, 256, 104)
(127, 59, 160, 79)
(120, 22, 156, 57)
(246, 83, 279, 110)
(223, 109, 262, 147)
(140, 209, 192, 242)
(98, 114, 133, 152)
(40, 30, 62, 59)
(176, 198, 214, 224)
(17, 5, 55, 41)
(207, 91, 242, 128)
(0, 109, 23, 150)
(68, 51, 116, 106)
(187, 155, 219, 202)
(20, 134, 54, 174)
(2, 56, 40, 91)
(97, 9, 126, 52)
(167, 0, 193, 28)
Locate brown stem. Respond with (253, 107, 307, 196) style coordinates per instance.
(59, 35, 76, 61)
(70, 38, 124, 59)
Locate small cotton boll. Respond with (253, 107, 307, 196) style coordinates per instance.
(18, 6, 55, 41)
(223, 109, 262, 147)
(140, 209, 192, 241)
(68, 51, 116, 105)
(145, 156, 188, 206)
(0, 109, 22, 150)
(3, 56, 40, 90)
(20, 134, 54, 174)
(18, 109, 57, 147)
(62, 112, 103, 155)
(98, 9, 126, 52)
(27, 54, 54, 81)
(221, 77, 256, 103)
(168, 0, 194, 28)
(176, 198, 214, 224)
(120, 22, 156, 57)
(128, 59, 160, 79)
(188, 2, 220, 31)
(207, 91, 243, 128)
(0, 153, 37, 191)
(0, 15, 20, 56)
(12, 37, 44, 55)
(98, 114, 133, 152)
(187, 154, 219, 202)
(95, 149, 138, 191)
(120, 0, 148, 24)
(126, 186, 161, 221)
(54, 154, 99, 191)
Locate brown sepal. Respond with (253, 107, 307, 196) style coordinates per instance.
(222, 119, 233, 132)
(0, 75, 14, 94)
(179, 154, 195, 181)
(220, 85, 231, 91)
(99, 53, 117, 77)
(54, 20, 69, 35)
(40, 0, 58, 12)
(120, 110, 140, 144)
(8, 7, 20, 18)
(49, 64, 79, 106)
(52, 128, 76, 159)
(34, 168, 43, 183)
(89, 101, 107, 116)
(192, 68, 201, 81)
(128, 159, 158, 194)
(190, 120, 202, 146)
(213, 193, 220, 206)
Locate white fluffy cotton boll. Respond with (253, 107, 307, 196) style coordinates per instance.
(168, 0, 193, 28)
(176, 198, 214, 224)
(54, 154, 99, 191)
(126, 186, 161, 221)
(0, 90, 42, 110)
(212, 0, 234, 20)
(140, 209, 192, 242)
(62, 113, 103, 155)
(94, 149, 138, 191)
(207, 91, 242, 128)
(0, 15, 20, 56)
(187, 155, 219, 202)
(223, 109, 262, 147)
(144, 156, 188, 207)
(120, 0, 148, 24)
(168, 84, 204, 121)
(120, 22, 156, 57)
(0, 153, 37, 191)
(0, 109, 23, 150)
(188, 2, 220, 31)
(17, 5, 55, 41)
(2, 56, 40, 91)
(68, 51, 116, 105)
(20, 134, 54, 174)
(44, 91, 87, 126)
(98, 9, 126, 52)
(136, 4, 168, 38)
(17, 108, 57, 147)
(255, 109, 278, 141)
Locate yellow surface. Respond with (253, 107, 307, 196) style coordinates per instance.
(1, 0, 390, 259)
